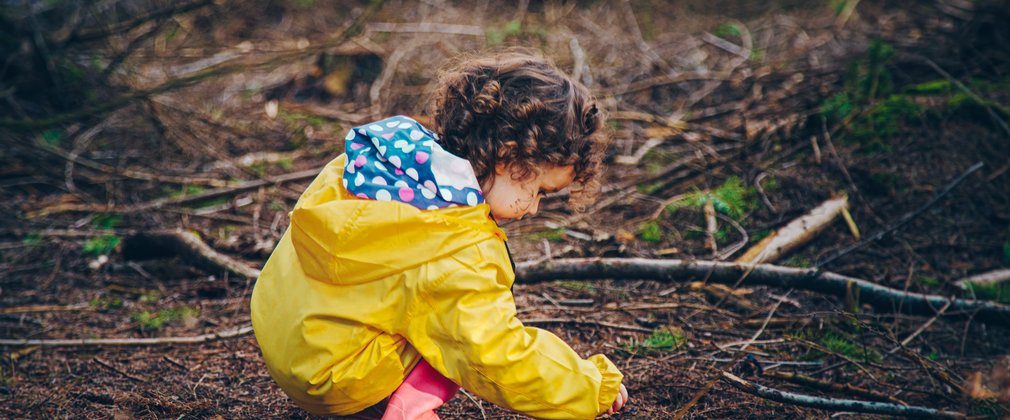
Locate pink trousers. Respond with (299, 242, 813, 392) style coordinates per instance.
(378, 359, 460, 420)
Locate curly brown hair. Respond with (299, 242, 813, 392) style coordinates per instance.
(428, 51, 609, 210)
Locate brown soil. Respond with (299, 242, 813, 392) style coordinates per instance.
(2, 1, 1009, 418)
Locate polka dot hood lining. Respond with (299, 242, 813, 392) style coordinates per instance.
(342, 115, 485, 210)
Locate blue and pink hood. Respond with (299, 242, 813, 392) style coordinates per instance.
(341, 115, 485, 210)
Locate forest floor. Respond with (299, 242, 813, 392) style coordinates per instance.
(1, 0, 1009, 418)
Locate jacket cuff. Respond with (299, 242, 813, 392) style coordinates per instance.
(588, 354, 624, 415)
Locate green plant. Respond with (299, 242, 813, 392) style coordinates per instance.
(89, 296, 123, 311)
(713, 23, 741, 39)
(40, 129, 62, 146)
(486, 19, 522, 46)
(665, 177, 756, 220)
(277, 157, 294, 171)
(22, 234, 43, 248)
(820, 331, 880, 363)
(1003, 240, 1010, 264)
(965, 282, 1010, 304)
(130, 306, 199, 331)
(555, 280, 596, 292)
(82, 235, 120, 255)
(625, 329, 685, 353)
(914, 275, 940, 288)
(527, 228, 565, 242)
(639, 221, 663, 243)
(91, 213, 122, 230)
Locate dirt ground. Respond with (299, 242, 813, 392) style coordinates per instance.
(2, 0, 1010, 418)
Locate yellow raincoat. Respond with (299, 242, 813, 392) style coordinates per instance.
(251, 154, 623, 418)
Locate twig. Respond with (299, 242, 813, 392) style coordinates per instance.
(0, 325, 252, 347)
(461, 390, 488, 420)
(720, 371, 966, 418)
(888, 299, 952, 354)
(673, 291, 791, 419)
(815, 161, 984, 269)
(516, 258, 1010, 326)
(32, 167, 321, 217)
(93, 357, 149, 382)
(0, 304, 92, 315)
(523, 318, 653, 333)
(923, 58, 1010, 138)
(1, 2, 382, 129)
(762, 370, 906, 405)
(128, 229, 262, 279)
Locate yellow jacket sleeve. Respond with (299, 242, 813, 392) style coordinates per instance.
(400, 249, 623, 419)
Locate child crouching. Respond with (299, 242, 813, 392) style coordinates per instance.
(251, 52, 628, 419)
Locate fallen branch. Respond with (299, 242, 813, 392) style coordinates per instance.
(762, 370, 905, 405)
(524, 318, 652, 333)
(720, 371, 966, 418)
(127, 229, 262, 279)
(0, 325, 252, 347)
(32, 167, 320, 217)
(517, 258, 1010, 326)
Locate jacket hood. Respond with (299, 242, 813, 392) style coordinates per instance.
(288, 118, 504, 286)
(342, 115, 485, 210)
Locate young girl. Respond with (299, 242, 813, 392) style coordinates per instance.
(251, 52, 628, 419)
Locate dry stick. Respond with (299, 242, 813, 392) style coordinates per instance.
(523, 318, 653, 333)
(516, 258, 1010, 326)
(719, 371, 967, 419)
(0, 304, 92, 315)
(672, 292, 791, 419)
(131, 229, 262, 280)
(887, 299, 952, 355)
(1, 1, 382, 129)
(32, 167, 321, 217)
(923, 58, 1010, 138)
(761, 370, 906, 405)
(814, 161, 985, 269)
(35, 139, 228, 187)
(0, 325, 252, 347)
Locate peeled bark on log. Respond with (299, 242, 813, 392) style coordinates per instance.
(954, 268, 1010, 290)
(737, 194, 849, 264)
(516, 258, 1010, 326)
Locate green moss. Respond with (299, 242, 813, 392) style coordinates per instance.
(665, 177, 756, 220)
(906, 79, 952, 94)
(713, 23, 741, 39)
(750, 228, 771, 243)
(22, 234, 43, 248)
(625, 329, 686, 353)
(130, 306, 199, 331)
(555, 280, 596, 292)
(277, 157, 294, 171)
(639, 221, 663, 243)
(91, 213, 122, 230)
(82, 235, 120, 255)
(89, 296, 123, 311)
(914, 275, 940, 287)
(965, 282, 1010, 304)
(782, 255, 810, 268)
(527, 228, 565, 242)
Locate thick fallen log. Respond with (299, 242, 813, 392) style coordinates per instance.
(720, 371, 966, 419)
(516, 258, 1010, 326)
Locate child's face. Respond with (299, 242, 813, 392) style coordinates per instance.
(484, 163, 575, 222)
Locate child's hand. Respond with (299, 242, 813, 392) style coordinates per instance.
(605, 383, 629, 416)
